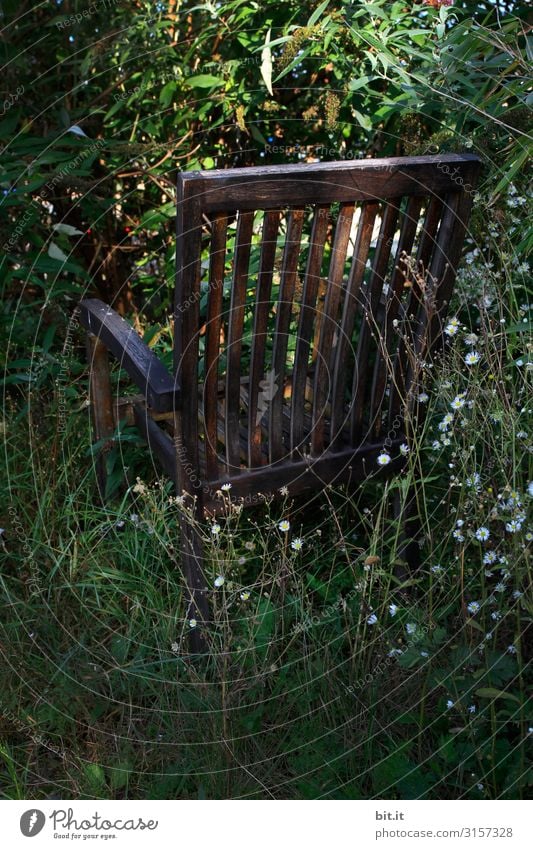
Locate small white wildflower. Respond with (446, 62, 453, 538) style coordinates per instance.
(505, 519, 522, 533)
(512, 590, 522, 599)
(420, 651, 429, 658)
(446, 700, 454, 709)
(431, 564, 442, 574)
(477, 783, 484, 791)
(389, 604, 398, 617)
(465, 351, 481, 366)
(279, 485, 289, 496)
(453, 530, 465, 542)
(291, 537, 303, 551)
(221, 482, 232, 492)
(431, 440, 441, 450)
(171, 641, 179, 653)
(406, 622, 417, 635)
(467, 601, 480, 615)
(278, 520, 290, 532)
(240, 591, 250, 601)
(445, 322, 459, 337)
(507, 645, 517, 655)
(399, 443, 409, 456)
(495, 582, 506, 593)
(468, 704, 476, 714)
(491, 610, 502, 621)
(367, 613, 378, 625)
(211, 523, 221, 536)
(456, 519, 464, 528)
(377, 452, 391, 466)
(450, 395, 466, 410)
(130, 513, 140, 525)
(466, 473, 481, 489)
(527, 481, 533, 498)
(189, 618, 197, 628)
(483, 551, 497, 564)
(418, 392, 429, 404)
(464, 333, 478, 346)
(475, 526, 490, 542)
(214, 575, 225, 588)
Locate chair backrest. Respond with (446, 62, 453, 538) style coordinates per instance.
(174, 155, 480, 499)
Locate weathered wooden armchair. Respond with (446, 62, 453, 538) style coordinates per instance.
(80, 154, 481, 643)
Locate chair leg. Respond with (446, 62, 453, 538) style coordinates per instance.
(179, 511, 210, 655)
(86, 333, 115, 499)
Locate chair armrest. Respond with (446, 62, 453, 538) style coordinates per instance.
(79, 298, 180, 412)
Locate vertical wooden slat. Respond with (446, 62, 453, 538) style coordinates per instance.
(225, 210, 254, 474)
(174, 190, 203, 497)
(387, 195, 444, 419)
(425, 187, 477, 356)
(268, 208, 305, 463)
(310, 202, 355, 455)
(329, 201, 381, 446)
(247, 209, 281, 467)
(368, 195, 423, 438)
(362, 201, 401, 435)
(416, 195, 444, 270)
(203, 213, 228, 480)
(290, 204, 330, 456)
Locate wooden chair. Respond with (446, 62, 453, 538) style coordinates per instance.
(80, 154, 481, 647)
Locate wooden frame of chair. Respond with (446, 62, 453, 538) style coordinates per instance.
(79, 153, 481, 653)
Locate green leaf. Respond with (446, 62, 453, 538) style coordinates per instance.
(475, 688, 521, 704)
(307, 0, 330, 27)
(160, 81, 177, 107)
(48, 241, 68, 262)
(186, 75, 225, 88)
(52, 223, 84, 237)
(261, 28, 273, 96)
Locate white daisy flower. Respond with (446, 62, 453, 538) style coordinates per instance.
(467, 601, 480, 615)
(221, 482, 232, 492)
(279, 485, 289, 496)
(291, 537, 303, 551)
(278, 520, 290, 532)
(505, 520, 522, 533)
(240, 591, 250, 601)
(465, 351, 481, 366)
(211, 523, 221, 536)
(451, 395, 466, 410)
(406, 622, 417, 635)
(189, 618, 197, 628)
(377, 452, 391, 466)
(446, 700, 454, 709)
(214, 575, 225, 588)
(399, 443, 409, 456)
(389, 604, 398, 617)
(475, 526, 490, 542)
(367, 613, 378, 625)
(417, 392, 429, 403)
(468, 704, 476, 714)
